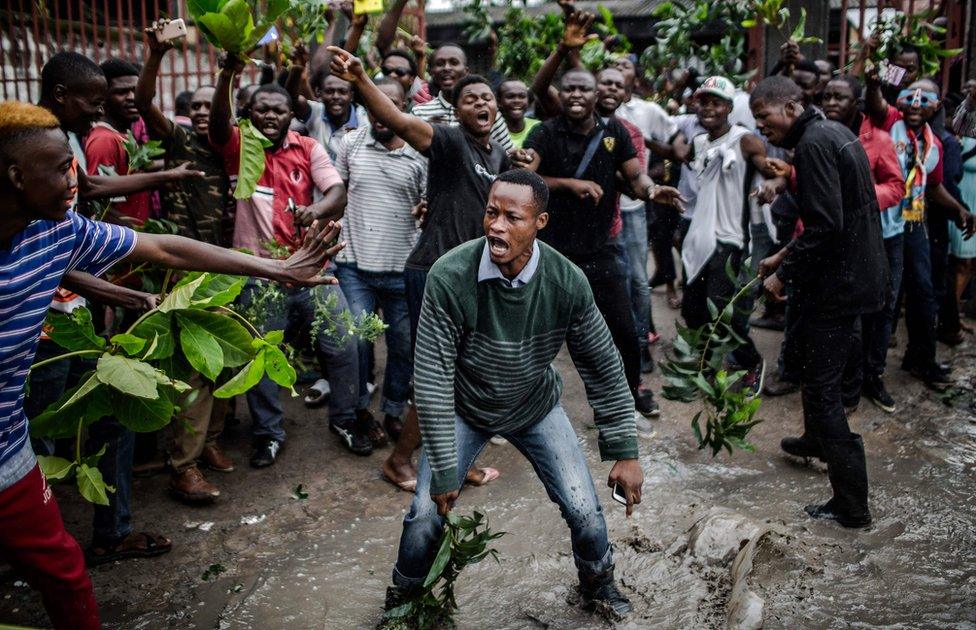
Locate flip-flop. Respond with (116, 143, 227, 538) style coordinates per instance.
(86, 531, 172, 567)
(465, 467, 500, 487)
(382, 471, 417, 493)
(304, 378, 330, 406)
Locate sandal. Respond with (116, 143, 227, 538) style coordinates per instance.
(356, 409, 388, 448)
(304, 379, 330, 407)
(465, 467, 500, 487)
(86, 531, 172, 567)
(382, 472, 417, 493)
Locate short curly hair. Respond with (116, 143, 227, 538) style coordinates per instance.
(0, 101, 62, 165)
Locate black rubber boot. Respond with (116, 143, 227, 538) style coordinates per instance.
(780, 433, 824, 460)
(805, 433, 871, 528)
(580, 565, 632, 616)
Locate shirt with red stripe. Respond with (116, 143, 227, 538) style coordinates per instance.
(214, 128, 343, 257)
(84, 122, 151, 225)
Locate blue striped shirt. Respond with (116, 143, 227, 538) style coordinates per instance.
(0, 212, 136, 489)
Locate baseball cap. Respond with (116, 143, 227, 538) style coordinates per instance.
(695, 76, 735, 102)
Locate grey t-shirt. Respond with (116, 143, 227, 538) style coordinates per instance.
(406, 125, 511, 270)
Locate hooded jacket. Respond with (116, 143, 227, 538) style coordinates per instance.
(856, 113, 905, 211)
(775, 107, 887, 317)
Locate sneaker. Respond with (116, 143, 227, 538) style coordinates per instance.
(330, 420, 373, 456)
(862, 376, 896, 414)
(640, 345, 655, 374)
(635, 389, 660, 417)
(580, 572, 632, 616)
(763, 371, 798, 397)
(489, 435, 508, 445)
(634, 412, 656, 438)
(250, 439, 283, 468)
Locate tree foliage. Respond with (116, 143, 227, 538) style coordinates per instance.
(860, 10, 963, 78)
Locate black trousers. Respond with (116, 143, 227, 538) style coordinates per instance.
(648, 203, 681, 287)
(681, 243, 762, 370)
(571, 245, 641, 397)
(798, 314, 858, 442)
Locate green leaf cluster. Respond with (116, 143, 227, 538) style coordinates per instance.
(234, 118, 273, 200)
(29, 273, 294, 504)
(660, 259, 763, 456)
(461, 0, 493, 44)
(187, 0, 292, 58)
(642, 1, 756, 90)
(310, 288, 388, 346)
(283, 0, 332, 46)
(382, 511, 504, 629)
(122, 130, 166, 172)
(861, 10, 962, 78)
(742, 0, 822, 45)
(496, 8, 565, 84)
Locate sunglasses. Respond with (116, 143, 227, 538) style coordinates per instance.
(382, 66, 411, 78)
(896, 88, 939, 108)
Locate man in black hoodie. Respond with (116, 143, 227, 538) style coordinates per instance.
(750, 76, 887, 529)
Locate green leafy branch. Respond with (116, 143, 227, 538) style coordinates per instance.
(187, 0, 292, 61)
(742, 0, 822, 45)
(123, 130, 166, 172)
(660, 259, 763, 456)
(496, 7, 565, 84)
(382, 511, 505, 629)
(30, 273, 290, 504)
(861, 10, 962, 78)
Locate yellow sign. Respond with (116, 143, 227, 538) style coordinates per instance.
(603, 137, 615, 152)
(354, 0, 384, 14)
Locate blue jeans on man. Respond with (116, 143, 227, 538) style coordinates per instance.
(392, 404, 613, 588)
(863, 234, 904, 378)
(335, 263, 413, 417)
(900, 224, 938, 371)
(238, 282, 359, 442)
(619, 207, 653, 342)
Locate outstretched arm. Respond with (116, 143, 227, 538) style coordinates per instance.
(63, 271, 158, 311)
(78, 165, 203, 201)
(376, 0, 410, 57)
(209, 55, 245, 148)
(864, 66, 889, 125)
(309, 3, 341, 79)
(328, 46, 434, 151)
(127, 220, 345, 286)
(619, 157, 684, 208)
(284, 42, 312, 121)
(135, 20, 175, 140)
(531, 11, 596, 119)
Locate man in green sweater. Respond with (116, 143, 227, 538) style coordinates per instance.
(388, 169, 642, 615)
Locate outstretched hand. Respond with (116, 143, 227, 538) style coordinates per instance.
(651, 185, 686, 211)
(278, 220, 346, 286)
(562, 11, 597, 49)
(327, 46, 366, 83)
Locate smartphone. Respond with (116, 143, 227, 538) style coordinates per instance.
(611, 483, 628, 506)
(256, 25, 279, 47)
(158, 18, 187, 43)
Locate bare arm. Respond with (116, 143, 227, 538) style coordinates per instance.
(619, 156, 684, 206)
(62, 271, 157, 311)
(78, 166, 202, 201)
(328, 46, 434, 151)
(929, 183, 975, 235)
(376, 0, 410, 56)
(740, 133, 770, 173)
(126, 220, 346, 286)
(209, 56, 245, 149)
(532, 46, 569, 119)
(296, 183, 347, 226)
(284, 44, 312, 121)
(135, 22, 175, 140)
(864, 70, 888, 125)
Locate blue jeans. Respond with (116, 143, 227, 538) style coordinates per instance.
(392, 404, 613, 588)
(863, 234, 904, 377)
(620, 208, 653, 340)
(403, 267, 429, 350)
(335, 263, 413, 417)
(89, 418, 133, 546)
(901, 224, 937, 369)
(238, 281, 358, 442)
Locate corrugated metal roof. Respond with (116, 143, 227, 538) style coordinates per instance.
(425, 0, 664, 28)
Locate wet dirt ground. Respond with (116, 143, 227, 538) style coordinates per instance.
(2, 289, 975, 629)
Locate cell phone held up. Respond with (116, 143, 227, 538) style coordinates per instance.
(158, 18, 187, 43)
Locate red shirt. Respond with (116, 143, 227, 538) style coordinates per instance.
(84, 123, 151, 225)
(857, 113, 905, 211)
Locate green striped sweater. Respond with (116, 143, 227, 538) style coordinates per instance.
(416, 237, 638, 494)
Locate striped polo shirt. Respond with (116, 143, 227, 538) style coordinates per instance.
(0, 212, 136, 489)
(412, 93, 514, 153)
(333, 126, 426, 273)
(415, 237, 637, 494)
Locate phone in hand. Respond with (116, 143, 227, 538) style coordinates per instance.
(158, 18, 187, 43)
(611, 482, 628, 506)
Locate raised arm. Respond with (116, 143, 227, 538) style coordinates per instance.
(328, 46, 434, 151)
(127, 220, 345, 286)
(376, 0, 410, 57)
(209, 55, 245, 148)
(135, 20, 176, 140)
(284, 42, 312, 121)
(342, 4, 369, 55)
(864, 67, 888, 125)
(532, 11, 596, 119)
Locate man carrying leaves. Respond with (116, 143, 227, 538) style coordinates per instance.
(0, 101, 342, 629)
(383, 169, 642, 617)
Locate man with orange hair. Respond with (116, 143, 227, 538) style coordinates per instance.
(0, 101, 343, 629)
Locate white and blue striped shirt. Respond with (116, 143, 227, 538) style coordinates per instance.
(0, 212, 135, 489)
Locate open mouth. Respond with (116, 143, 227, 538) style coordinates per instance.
(488, 236, 509, 257)
(476, 110, 491, 124)
(262, 122, 279, 136)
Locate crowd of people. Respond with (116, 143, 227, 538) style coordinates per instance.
(1, 2, 975, 627)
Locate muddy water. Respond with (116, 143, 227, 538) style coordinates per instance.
(1, 298, 974, 629)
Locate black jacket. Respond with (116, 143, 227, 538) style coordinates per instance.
(776, 107, 887, 317)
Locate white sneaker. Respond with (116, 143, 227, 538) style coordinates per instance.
(489, 435, 507, 446)
(635, 412, 656, 438)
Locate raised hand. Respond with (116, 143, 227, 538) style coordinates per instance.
(279, 220, 346, 286)
(327, 46, 366, 83)
(562, 11, 597, 49)
(290, 40, 309, 68)
(144, 19, 175, 54)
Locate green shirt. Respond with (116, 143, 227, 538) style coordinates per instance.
(415, 237, 638, 494)
(508, 117, 540, 149)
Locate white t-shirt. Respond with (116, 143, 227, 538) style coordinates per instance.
(616, 97, 677, 212)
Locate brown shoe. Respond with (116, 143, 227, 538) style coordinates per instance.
(169, 467, 220, 504)
(200, 444, 234, 473)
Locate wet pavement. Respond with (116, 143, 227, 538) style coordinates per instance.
(2, 290, 975, 629)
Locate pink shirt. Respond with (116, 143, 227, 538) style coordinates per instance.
(216, 128, 343, 256)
